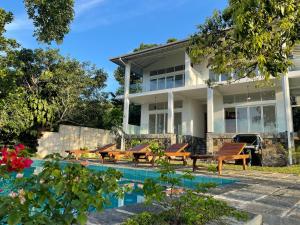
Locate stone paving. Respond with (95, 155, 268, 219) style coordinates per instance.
(196, 169, 300, 225)
(85, 161, 300, 225)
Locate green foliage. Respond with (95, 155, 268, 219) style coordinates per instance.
(0, 48, 110, 142)
(24, 0, 74, 44)
(126, 160, 247, 225)
(0, 156, 124, 225)
(123, 212, 167, 225)
(167, 38, 178, 43)
(188, 0, 300, 83)
(133, 43, 159, 52)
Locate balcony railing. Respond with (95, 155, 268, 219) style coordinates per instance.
(129, 74, 185, 94)
(290, 58, 300, 72)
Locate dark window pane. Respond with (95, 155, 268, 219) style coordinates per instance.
(166, 67, 174, 73)
(175, 65, 185, 71)
(150, 70, 157, 76)
(157, 69, 166, 75)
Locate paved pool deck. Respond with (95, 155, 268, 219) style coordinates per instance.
(81, 160, 300, 225)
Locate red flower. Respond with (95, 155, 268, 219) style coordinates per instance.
(0, 144, 32, 173)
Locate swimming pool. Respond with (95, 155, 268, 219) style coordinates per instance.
(1, 160, 236, 209)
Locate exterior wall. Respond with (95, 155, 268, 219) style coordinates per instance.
(182, 99, 205, 137)
(37, 125, 115, 158)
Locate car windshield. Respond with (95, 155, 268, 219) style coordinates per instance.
(235, 135, 259, 145)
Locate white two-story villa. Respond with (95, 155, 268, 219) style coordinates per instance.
(110, 39, 300, 158)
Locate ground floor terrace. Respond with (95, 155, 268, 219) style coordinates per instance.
(86, 160, 300, 225)
(123, 74, 300, 162)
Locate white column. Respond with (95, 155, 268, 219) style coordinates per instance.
(282, 75, 294, 164)
(167, 91, 174, 133)
(123, 63, 131, 134)
(207, 87, 214, 133)
(185, 52, 192, 86)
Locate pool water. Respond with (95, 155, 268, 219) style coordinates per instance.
(0, 160, 236, 209)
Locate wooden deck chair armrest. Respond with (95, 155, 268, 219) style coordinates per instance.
(216, 154, 250, 161)
(165, 152, 190, 157)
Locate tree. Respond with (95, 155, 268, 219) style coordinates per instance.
(133, 43, 159, 52)
(0, 48, 108, 143)
(167, 38, 178, 43)
(188, 0, 300, 82)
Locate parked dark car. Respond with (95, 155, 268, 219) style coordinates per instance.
(233, 134, 264, 166)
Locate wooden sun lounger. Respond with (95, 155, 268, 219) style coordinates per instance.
(164, 143, 190, 166)
(191, 143, 248, 175)
(65, 143, 116, 161)
(125, 144, 155, 166)
(90, 144, 120, 163)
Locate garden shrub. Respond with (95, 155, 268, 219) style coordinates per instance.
(124, 159, 247, 225)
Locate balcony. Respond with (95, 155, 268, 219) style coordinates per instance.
(129, 73, 185, 94)
(290, 58, 300, 72)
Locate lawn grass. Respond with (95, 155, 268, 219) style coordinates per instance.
(195, 162, 300, 175)
(169, 159, 300, 175)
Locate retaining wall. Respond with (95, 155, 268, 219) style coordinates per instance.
(37, 125, 115, 158)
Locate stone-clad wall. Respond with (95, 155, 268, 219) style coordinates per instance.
(37, 125, 115, 158)
(206, 133, 289, 166)
(125, 134, 206, 154)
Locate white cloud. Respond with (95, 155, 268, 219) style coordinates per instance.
(75, 0, 106, 16)
(5, 15, 32, 32)
(72, 0, 190, 32)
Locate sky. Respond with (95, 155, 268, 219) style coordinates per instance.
(2, 0, 228, 92)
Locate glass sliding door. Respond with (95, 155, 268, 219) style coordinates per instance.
(263, 105, 276, 133)
(237, 107, 248, 133)
(149, 114, 156, 134)
(249, 106, 262, 132)
(174, 112, 182, 135)
(156, 113, 165, 134)
(225, 108, 236, 132)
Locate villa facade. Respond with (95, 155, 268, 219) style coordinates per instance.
(110, 40, 300, 159)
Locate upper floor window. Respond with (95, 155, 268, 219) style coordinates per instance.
(150, 65, 185, 76)
(149, 100, 183, 111)
(223, 91, 275, 104)
(150, 74, 185, 91)
(209, 70, 230, 82)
